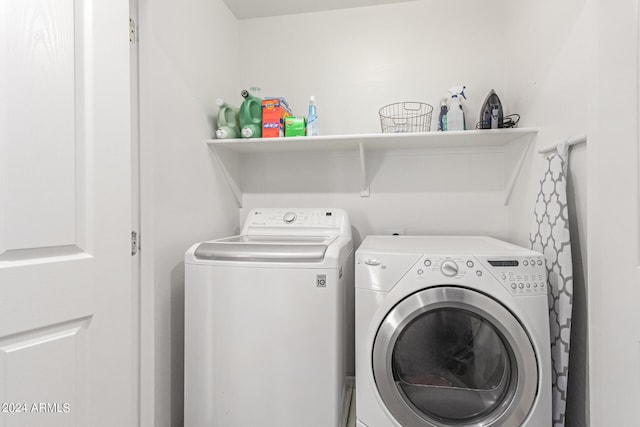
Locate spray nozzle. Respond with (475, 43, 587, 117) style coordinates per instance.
(448, 85, 467, 100)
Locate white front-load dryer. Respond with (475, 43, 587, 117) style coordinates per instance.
(355, 236, 551, 427)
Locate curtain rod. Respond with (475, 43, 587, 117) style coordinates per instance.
(538, 134, 587, 155)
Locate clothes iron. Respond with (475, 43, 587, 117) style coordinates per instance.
(479, 89, 504, 129)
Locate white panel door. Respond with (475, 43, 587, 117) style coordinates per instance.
(589, 0, 640, 424)
(0, 0, 133, 426)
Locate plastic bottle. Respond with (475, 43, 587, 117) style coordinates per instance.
(215, 99, 241, 139)
(307, 96, 319, 136)
(446, 86, 466, 131)
(437, 98, 448, 131)
(239, 88, 263, 138)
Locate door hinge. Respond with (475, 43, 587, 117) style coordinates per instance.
(129, 18, 137, 44)
(131, 231, 139, 256)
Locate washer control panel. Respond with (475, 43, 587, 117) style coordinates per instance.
(244, 209, 341, 228)
(414, 255, 548, 297)
(241, 208, 352, 237)
(282, 212, 297, 223)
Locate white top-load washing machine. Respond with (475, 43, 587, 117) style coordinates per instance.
(184, 208, 354, 427)
(355, 236, 551, 427)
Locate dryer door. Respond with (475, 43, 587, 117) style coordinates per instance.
(372, 287, 538, 427)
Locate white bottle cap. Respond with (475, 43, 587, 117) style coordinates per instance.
(216, 128, 228, 139)
(310, 95, 316, 104)
(241, 127, 253, 138)
(216, 98, 225, 107)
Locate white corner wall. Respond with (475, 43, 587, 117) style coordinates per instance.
(237, 0, 512, 247)
(504, 1, 592, 425)
(138, 1, 240, 426)
(135, 0, 597, 424)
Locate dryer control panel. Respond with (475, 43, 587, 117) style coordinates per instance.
(480, 256, 548, 297)
(413, 255, 548, 297)
(415, 256, 493, 285)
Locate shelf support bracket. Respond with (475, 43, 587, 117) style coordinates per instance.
(503, 134, 535, 206)
(359, 142, 370, 197)
(210, 146, 243, 208)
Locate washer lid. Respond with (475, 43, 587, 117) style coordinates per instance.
(194, 235, 336, 262)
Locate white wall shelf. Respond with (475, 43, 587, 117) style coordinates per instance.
(207, 128, 537, 207)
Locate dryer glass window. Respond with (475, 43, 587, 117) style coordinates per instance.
(391, 308, 516, 423)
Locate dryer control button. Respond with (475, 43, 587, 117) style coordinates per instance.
(511, 283, 517, 289)
(424, 259, 432, 267)
(466, 260, 474, 268)
(440, 260, 459, 277)
(283, 212, 297, 223)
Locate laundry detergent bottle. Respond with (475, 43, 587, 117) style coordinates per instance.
(239, 88, 263, 138)
(446, 85, 467, 131)
(215, 98, 241, 139)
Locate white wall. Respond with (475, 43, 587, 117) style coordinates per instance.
(239, 149, 510, 248)
(139, 0, 240, 425)
(238, 0, 512, 246)
(504, 1, 592, 425)
(588, 0, 640, 423)
(238, 0, 508, 135)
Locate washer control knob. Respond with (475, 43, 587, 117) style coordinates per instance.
(424, 259, 432, 267)
(283, 212, 297, 223)
(440, 260, 459, 277)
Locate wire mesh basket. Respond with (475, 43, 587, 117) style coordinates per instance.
(379, 102, 433, 133)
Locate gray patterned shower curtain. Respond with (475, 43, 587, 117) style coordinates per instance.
(529, 141, 573, 427)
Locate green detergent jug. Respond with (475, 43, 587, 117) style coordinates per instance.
(215, 98, 241, 139)
(239, 89, 262, 138)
